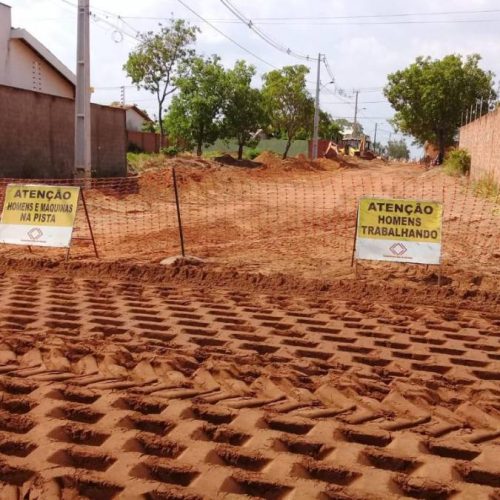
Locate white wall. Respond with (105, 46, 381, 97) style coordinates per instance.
(0, 4, 74, 99)
(0, 4, 10, 73)
(126, 109, 148, 132)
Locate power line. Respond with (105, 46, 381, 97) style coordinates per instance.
(219, 0, 313, 61)
(323, 58, 335, 83)
(236, 19, 500, 26)
(323, 100, 388, 104)
(59, 0, 141, 41)
(176, 0, 278, 69)
(225, 8, 500, 21)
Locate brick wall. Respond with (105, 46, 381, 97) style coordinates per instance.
(128, 131, 162, 153)
(459, 108, 500, 183)
(0, 85, 126, 178)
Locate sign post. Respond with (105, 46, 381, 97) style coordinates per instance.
(353, 197, 443, 281)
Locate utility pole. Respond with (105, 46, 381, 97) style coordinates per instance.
(74, 0, 91, 179)
(353, 90, 359, 133)
(373, 123, 378, 152)
(312, 53, 321, 160)
(120, 86, 125, 106)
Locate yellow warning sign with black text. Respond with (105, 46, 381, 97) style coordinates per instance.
(355, 197, 443, 264)
(0, 184, 80, 247)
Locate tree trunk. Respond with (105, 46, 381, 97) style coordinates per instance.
(237, 142, 244, 160)
(196, 140, 202, 157)
(437, 130, 445, 165)
(283, 138, 292, 159)
(158, 102, 164, 150)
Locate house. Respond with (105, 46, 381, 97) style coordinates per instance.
(111, 104, 153, 132)
(0, 2, 127, 178)
(0, 2, 75, 98)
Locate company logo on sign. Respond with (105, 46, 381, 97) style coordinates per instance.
(28, 227, 43, 241)
(389, 242, 407, 256)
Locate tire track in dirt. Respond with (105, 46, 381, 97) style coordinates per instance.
(0, 272, 498, 498)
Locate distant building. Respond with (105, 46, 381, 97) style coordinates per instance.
(0, 2, 75, 98)
(111, 104, 153, 132)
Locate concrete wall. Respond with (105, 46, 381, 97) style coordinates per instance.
(459, 108, 500, 183)
(0, 85, 127, 178)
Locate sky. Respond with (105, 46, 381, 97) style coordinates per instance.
(7, 0, 500, 158)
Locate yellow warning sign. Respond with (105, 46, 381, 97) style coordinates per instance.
(0, 184, 80, 247)
(1, 185, 79, 226)
(355, 197, 443, 265)
(357, 198, 442, 243)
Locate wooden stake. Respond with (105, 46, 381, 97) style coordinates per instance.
(351, 207, 359, 267)
(66, 188, 99, 261)
(80, 189, 99, 258)
(172, 167, 186, 257)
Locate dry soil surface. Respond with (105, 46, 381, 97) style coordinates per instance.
(0, 155, 498, 499)
(0, 259, 497, 499)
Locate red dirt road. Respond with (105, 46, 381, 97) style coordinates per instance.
(0, 260, 498, 499)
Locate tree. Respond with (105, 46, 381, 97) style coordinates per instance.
(223, 61, 266, 159)
(384, 54, 495, 162)
(319, 111, 343, 142)
(387, 139, 410, 160)
(123, 20, 199, 147)
(262, 65, 315, 159)
(165, 56, 227, 156)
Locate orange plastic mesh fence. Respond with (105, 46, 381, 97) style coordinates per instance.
(0, 169, 498, 269)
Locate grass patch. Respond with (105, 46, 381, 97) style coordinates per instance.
(473, 174, 500, 203)
(127, 153, 167, 174)
(443, 149, 471, 176)
(244, 147, 262, 160)
(201, 150, 225, 160)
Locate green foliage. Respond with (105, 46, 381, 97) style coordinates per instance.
(319, 111, 344, 141)
(387, 139, 410, 160)
(123, 20, 199, 144)
(141, 120, 158, 133)
(127, 152, 166, 173)
(444, 149, 471, 176)
(160, 145, 180, 157)
(384, 54, 495, 157)
(202, 150, 225, 159)
(223, 61, 266, 159)
(473, 174, 500, 202)
(244, 147, 262, 160)
(165, 55, 228, 156)
(262, 65, 315, 158)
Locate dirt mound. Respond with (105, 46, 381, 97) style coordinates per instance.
(214, 153, 262, 168)
(255, 150, 282, 168)
(255, 151, 338, 172)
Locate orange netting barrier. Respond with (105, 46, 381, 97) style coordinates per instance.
(0, 167, 498, 271)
